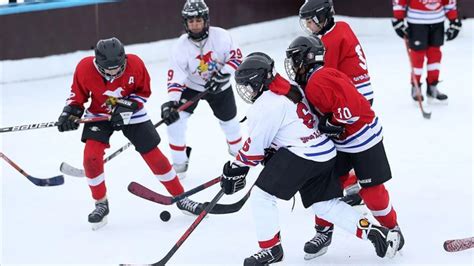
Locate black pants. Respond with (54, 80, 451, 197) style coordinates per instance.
(256, 148, 342, 208)
(408, 22, 444, 50)
(179, 87, 238, 121)
(81, 120, 160, 154)
(333, 141, 392, 188)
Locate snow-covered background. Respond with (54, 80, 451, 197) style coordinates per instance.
(1, 16, 473, 265)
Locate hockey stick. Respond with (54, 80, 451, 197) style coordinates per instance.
(206, 185, 252, 214)
(127, 176, 221, 205)
(443, 237, 474, 252)
(60, 90, 210, 177)
(153, 189, 225, 266)
(0, 152, 64, 186)
(0, 116, 110, 134)
(403, 38, 431, 119)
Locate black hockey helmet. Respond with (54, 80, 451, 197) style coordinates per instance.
(284, 35, 325, 84)
(94, 37, 126, 80)
(182, 0, 210, 41)
(235, 52, 275, 104)
(299, 0, 335, 35)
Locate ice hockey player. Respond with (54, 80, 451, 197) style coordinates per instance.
(56, 37, 203, 230)
(269, 35, 404, 259)
(392, 0, 461, 102)
(299, 0, 373, 206)
(219, 52, 401, 265)
(161, 0, 243, 178)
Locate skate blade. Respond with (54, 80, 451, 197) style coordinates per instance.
(91, 216, 108, 231)
(385, 231, 401, 258)
(304, 246, 328, 260)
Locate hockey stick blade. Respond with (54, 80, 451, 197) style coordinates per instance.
(128, 177, 220, 205)
(60, 162, 85, 177)
(26, 174, 65, 187)
(443, 237, 474, 252)
(208, 188, 252, 214)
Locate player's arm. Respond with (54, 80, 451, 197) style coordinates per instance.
(392, 0, 408, 39)
(57, 64, 87, 132)
(125, 56, 150, 110)
(161, 49, 188, 125)
(444, 0, 462, 41)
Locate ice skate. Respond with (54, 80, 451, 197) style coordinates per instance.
(244, 243, 284, 266)
(88, 199, 109, 231)
(426, 81, 448, 104)
(304, 225, 333, 260)
(358, 218, 400, 258)
(176, 197, 204, 216)
(411, 83, 424, 102)
(173, 147, 192, 179)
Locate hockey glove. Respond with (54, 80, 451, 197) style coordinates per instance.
(205, 70, 231, 94)
(110, 99, 138, 130)
(57, 105, 84, 132)
(220, 161, 249, 195)
(391, 19, 407, 39)
(446, 18, 462, 41)
(161, 101, 180, 125)
(318, 113, 345, 139)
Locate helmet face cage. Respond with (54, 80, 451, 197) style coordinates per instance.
(94, 37, 127, 81)
(235, 68, 267, 104)
(182, 0, 210, 41)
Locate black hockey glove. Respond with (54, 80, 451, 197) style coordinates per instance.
(446, 18, 462, 41)
(205, 70, 231, 94)
(318, 113, 345, 139)
(391, 19, 407, 39)
(261, 148, 277, 166)
(161, 101, 180, 125)
(110, 99, 138, 130)
(220, 161, 250, 195)
(57, 105, 84, 132)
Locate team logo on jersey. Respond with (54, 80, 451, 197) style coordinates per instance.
(194, 51, 218, 78)
(420, 0, 441, 10)
(103, 87, 124, 98)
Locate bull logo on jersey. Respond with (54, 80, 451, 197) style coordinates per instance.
(194, 51, 219, 79)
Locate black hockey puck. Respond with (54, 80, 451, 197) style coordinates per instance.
(160, 210, 171, 222)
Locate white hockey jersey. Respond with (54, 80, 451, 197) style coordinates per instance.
(234, 91, 336, 167)
(167, 26, 243, 101)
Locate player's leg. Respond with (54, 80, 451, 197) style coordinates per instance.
(123, 121, 202, 215)
(407, 23, 429, 101)
(81, 121, 114, 230)
(205, 87, 242, 156)
(351, 141, 404, 251)
(167, 88, 200, 178)
(426, 22, 448, 101)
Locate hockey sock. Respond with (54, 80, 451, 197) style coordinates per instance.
(251, 187, 281, 247)
(339, 171, 358, 190)
(141, 147, 184, 196)
(167, 111, 191, 164)
(219, 117, 243, 154)
(426, 46, 442, 85)
(410, 49, 426, 84)
(312, 199, 362, 236)
(83, 139, 109, 200)
(359, 184, 398, 229)
(259, 232, 281, 249)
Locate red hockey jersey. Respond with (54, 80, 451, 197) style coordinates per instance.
(321, 21, 373, 101)
(393, 0, 458, 24)
(66, 54, 151, 124)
